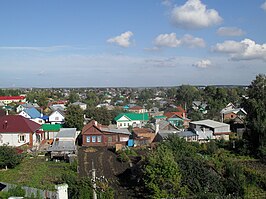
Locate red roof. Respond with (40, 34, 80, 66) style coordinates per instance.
(0, 96, 25, 100)
(0, 115, 41, 133)
(164, 112, 184, 119)
(129, 106, 143, 110)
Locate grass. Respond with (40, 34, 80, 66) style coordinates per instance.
(0, 156, 76, 191)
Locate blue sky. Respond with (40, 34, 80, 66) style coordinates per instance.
(0, 0, 265, 87)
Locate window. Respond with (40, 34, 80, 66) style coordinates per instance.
(55, 117, 59, 120)
(124, 123, 126, 126)
(19, 135, 25, 142)
(92, 136, 96, 142)
(120, 123, 122, 126)
(97, 136, 102, 142)
(86, 136, 90, 143)
(108, 136, 112, 143)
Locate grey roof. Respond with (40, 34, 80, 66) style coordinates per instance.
(56, 128, 76, 138)
(48, 140, 76, 152)
(158, 130, 180, 139)
(222, 108, 247, 115)
(177, 130, 197, 137)
(101, 127, 130, 135)
(190, 119, 229, 128)
(72, 101, 86, 106)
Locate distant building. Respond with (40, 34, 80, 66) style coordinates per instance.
(0, 96, 26, 104)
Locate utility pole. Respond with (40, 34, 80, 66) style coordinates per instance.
(92, 160, 97, 199)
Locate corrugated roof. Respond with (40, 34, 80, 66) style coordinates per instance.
(0, 96, 25, 100)
(56, 128, 76, 138)
(190, 119, 229, 128)
(0, 115, 41, 133)
(23, 108, 41, 119)
(114, 112, 149, 121)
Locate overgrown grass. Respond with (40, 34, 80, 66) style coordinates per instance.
(0, 156, 76, 190)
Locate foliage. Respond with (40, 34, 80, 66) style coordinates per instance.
(243, 74, 266, 157)
(0, 145, 23, 169)
(68, 92, 80, 103)
(85, 106, 119, 125)
(64, 105, 84, 130)
(143, 144, 182, 198)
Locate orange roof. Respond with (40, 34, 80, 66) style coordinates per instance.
(164, 112, 184, 119)
(133, 127, 154, 135)
(129, 106, 143, 110)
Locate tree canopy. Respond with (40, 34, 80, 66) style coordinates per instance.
(64, 105, 84, 130)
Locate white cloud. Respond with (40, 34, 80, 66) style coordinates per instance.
(217, 27, 245, 37)
(181, 34, 206, 48)
(261, 1, 266, 11)
(107, 31, 133, 47)
(193, 59, 211, 68)
(213, 39, 266, 61)
(154, 33, 205, 48)
(171, 0, 222, 29)
(154, 33, 181, 47)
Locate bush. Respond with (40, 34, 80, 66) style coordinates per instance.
(0, 145, 23, 169)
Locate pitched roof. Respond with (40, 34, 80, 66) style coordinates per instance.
(114, 112, 149, 121)
(129, 106, 143, 110)
(23, 108, 41, 119)
(164, 112, 183, 119)
(82, 120, 130, 135)
(0, 115, 41, 133)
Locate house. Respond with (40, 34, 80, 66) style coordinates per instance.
(132, 127, 156, 146)
(19, 107, 42, 119)
(49, 104, 66, 112)
(153, 120, 181, 142)
(164, 111, 190, 128)
(221, 105, 247, 123)
(114, 112, 149, 128)
(49, 110, 65, 124)
(0, 115, 41, 147)
(0, 96, 26, 104)
(128, 106, 146, 113)
(192, 101, 208, 114)
(81, 120, 130, 147)
(47, 128, 77, 160)
(16, 103, 40, 113)
(72, 101, 87, 111)
(189, 119, 231, 140)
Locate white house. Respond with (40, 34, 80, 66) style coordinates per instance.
(49, 110, 65, 124)
(72, 101, 87, 111)
(0, 115, 41, 147)
(114, 113, 149, 129)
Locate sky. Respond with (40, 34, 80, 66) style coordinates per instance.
(0, 0, 265, 88)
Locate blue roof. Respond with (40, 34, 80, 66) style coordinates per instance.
(24, 108, 41, 119)
(40, 115, 49, 120)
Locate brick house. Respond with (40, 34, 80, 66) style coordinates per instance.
(81, 120, 130, 147)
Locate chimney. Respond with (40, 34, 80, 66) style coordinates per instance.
(94, 121, 98, 126)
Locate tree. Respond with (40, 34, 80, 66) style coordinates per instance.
(0, 145, 23, 169)
(243, 74, 266, 156)
(85, 107, 112, 125)
(64, 105, 84, 130)
(176, 85, 200, 109)
(68, 92, 80, 104)
(143, 145, 183, 198)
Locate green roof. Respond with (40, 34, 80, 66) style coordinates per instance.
(115, 113, 149, 121)
(42, 124, 61, 131)
(154, 115, 167, 119)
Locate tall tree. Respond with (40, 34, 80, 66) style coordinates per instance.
(244, 74, 266, 156)
(64, 105, 84, 130)
(0, 145, 22, 169)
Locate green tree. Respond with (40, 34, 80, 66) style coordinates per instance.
(244, 74, 266, 157)
(0, 145, 23, 169)
(68, 92, 80, 104)
(85, 107, 113, 125)
(64, 105, 84, 130)
(143, 145, 182, 198)
(176, 85, 200, 109)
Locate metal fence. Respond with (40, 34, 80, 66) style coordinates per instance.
(0, 182, 57, 199)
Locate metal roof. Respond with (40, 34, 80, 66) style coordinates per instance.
(190, 119, 229, 128)
(56, 128, 76, 138)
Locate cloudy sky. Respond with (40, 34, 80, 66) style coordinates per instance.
(0, 0, 265, 87)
